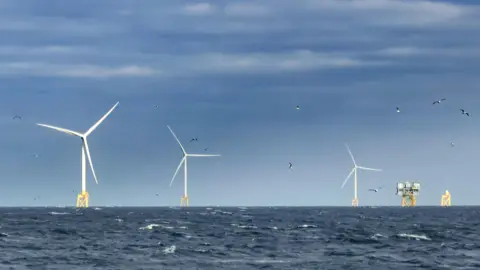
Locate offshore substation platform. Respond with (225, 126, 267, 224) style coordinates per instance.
(396, 181, 420, 207)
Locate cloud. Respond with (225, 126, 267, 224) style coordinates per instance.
(57, 65, 158, 78)
(376, 46, 480, 58)
(223, 3, 271, 17)
(0, 62, 158, 78)
(0, 0, 477, 80)
(185, 50, 381, 74)
(376, 47, 424, 56)
(0, 46, 94, 55)
(306, 0, 469, 26)
(0, 47, 383, 78)
(183, 3, 216, 15)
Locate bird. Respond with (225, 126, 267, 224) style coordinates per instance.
(460, 109, 470, 116)
(289, 162, 293, 169)
(450, 142, 455, 147)
(368, 186, 383, 193)
(396, 107, 400, 113)
(33, 153, 39, 158)
(204, 148, 209, 151)
(296, 105, 300, 110)
(154, 105, 159, 108)
(12, 115, 21, 120)
(189, 137, 198, 142)
(432, 98, 446, 105)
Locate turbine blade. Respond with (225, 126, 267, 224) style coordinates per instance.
(187, 154, 221, 157)
(167, 125, 186, 154)
(85, 102, 119, 136)
(341, 168, 355, 189)
(37, 123, 82, 137)
(345, 144, 356, 166)
(83, 139, 98, 184)
(357, 166, 382, 172)
(170, 157, 185, 187)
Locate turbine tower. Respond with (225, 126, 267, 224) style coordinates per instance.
(340, 144, 381, 207)
(37, 102, 119, 208)
(167, 125, 220, 207)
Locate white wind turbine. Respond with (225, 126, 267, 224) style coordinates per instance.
(341, 144, 381, 207)
(37, 102, 119, 208)
(167, 125, 220, 207)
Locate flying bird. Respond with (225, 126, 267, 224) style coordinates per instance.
(432, 98, 446, 105)
(33, 153, 39, 158)
(450, 142, 455, 147)
(189, 137, 198, 142)
(368, 186, 383, 193)
(296, 105, 300, 110)
(289, 162, 293, 169)
(396, 107, 400, 113)
(460, 109, 470, 116)
(12, 115, 21, 120)
(204, 148, 209, 151)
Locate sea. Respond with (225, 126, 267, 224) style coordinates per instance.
(0, 206, 479, 270)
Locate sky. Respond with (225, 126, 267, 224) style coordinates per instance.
(0, 0, 479, 207)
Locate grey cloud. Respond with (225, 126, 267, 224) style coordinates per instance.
(0, 62, 158, 78)
(0, 0, 478, 79)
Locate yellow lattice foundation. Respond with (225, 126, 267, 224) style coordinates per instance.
(401, 194, 416, 207)
(180, 195, 189, 207)
(352, 198, 358, 207)
(441, 190, 451, 207)
(76, 191, 89, 208)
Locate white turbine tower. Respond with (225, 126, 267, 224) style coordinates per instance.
(341, 144, 381, 207)
(167, 125, 220, 207)
(37, 102, 119, 208)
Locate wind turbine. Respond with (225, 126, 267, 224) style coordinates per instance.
(37, 102, 119, 208)
(167, 125, 220, 207)
(340, 144, 381, 207)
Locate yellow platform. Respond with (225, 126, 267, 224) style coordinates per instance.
(401, 194, 416, 207)
(76, 191, 89, 208)
(441, 190, 451, 207)
(180, 195, 189, 207)
(352, 198, 358, 207)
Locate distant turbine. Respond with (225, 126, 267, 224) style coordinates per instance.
(167, 125, 220, 207)
(341, 144, 381, 207)
(36, 102, 119, 208)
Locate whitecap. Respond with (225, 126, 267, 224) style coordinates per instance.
(231, 223, 257, 229)
(371, 233, 387, 239)
(139, 224, 174, 230)
(297, 224, 317, 228)
(49, 211, 69, 215)
(397, 233, 431, 241)
(139, 224, 161, 230)
(163, 245, 176, 254)
(213, 210, 233, 215)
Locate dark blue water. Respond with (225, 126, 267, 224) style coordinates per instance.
(0, 206, 479, 269)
